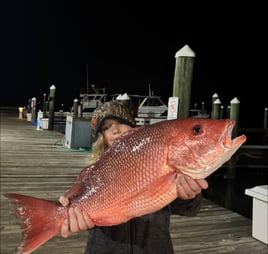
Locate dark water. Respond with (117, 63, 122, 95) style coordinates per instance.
(203, 166, 268, 219)
(203, 130, 268, 219)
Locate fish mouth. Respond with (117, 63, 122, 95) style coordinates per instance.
(199, 121, 246, 178)
(221, 120, 247, 151)
(179, 120, 247, 179)
(204, 135, 246, 178)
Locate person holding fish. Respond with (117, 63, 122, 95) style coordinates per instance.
(59, 100, 209, 254)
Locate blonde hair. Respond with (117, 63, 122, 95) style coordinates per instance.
(89, 133, 108, 164)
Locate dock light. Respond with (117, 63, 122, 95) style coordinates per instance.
(18, 107, 24, 119)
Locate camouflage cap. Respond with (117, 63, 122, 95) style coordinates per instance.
(91, 100, 136, 137)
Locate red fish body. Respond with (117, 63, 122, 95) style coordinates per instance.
(4, 118, 246, 254)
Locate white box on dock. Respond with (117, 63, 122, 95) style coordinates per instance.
(41, 118, 49, 129)
(245, 185, 268, 244)
(65, 115, 91, 149)
(26, 113, 31, 122)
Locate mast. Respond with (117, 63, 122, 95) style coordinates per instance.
(86, 64, 89, 94)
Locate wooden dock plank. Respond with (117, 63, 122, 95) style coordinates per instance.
(1, 108, 267, 254)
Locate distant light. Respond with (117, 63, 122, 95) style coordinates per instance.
(117, 93, 130, 100)
(116, 94, 122, 100)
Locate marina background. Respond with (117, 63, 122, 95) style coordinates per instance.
(1, 1, 267, 128)
(1, 2, 267, 222)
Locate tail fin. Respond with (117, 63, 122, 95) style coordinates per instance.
(4, 193, 66, 254)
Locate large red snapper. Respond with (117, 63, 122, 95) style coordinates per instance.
(4, 118, 246, 254)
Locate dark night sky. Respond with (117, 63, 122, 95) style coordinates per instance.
(1, 1, 267, 127)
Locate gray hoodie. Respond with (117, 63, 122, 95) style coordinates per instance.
(84, 194, 203, 254)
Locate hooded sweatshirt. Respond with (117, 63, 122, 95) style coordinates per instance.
(84, 194, 203, 254)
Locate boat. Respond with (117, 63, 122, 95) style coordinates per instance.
(134, 85, 168, 126)
(137, 95, 168, 118)
(79, 85, 107, 117)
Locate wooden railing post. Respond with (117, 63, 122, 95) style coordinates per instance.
(172, 45, 195, 118)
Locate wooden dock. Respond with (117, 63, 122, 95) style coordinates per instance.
(1, 108, 267, 254)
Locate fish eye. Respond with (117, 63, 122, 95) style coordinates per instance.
(192, 124, 202, 135)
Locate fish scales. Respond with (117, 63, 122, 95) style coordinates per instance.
(74, 121, 177, 224)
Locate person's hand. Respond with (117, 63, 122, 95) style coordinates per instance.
(59, 196, 95, 238)
(176, 173, 208, 200)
